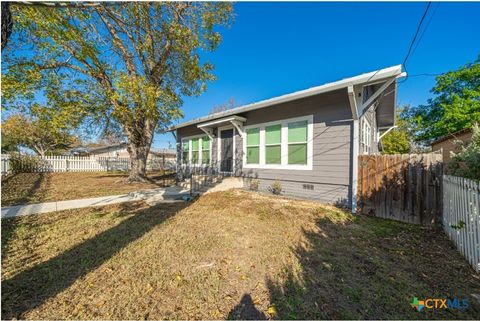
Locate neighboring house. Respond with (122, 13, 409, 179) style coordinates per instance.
(168, 65, 405, 211)
(431, 128, 473, 163)
(69, 143, 176, 162)
(88, 143, 130, 158)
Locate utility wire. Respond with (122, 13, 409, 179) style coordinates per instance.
(410, 2, 439, 59)
(403, 2, 432, 71)
(399, 2, 432, 85)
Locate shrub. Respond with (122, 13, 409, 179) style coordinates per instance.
(249, 179, 260, 191)
(449, 124, 480, 180)
(270, 180, 282, 195)
(9, 153, 43, 173)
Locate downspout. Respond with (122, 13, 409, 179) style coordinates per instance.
(348, 86, 359, 214)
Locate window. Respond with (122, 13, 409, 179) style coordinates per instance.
(360, 119, 372, 154)
(181, 135, 211, 165)
(202, 136, 211, 164)
(246, 128, 260, 164)
(182, 140, 189, 164)
(265, 124, 281, 164)
(243, 115, 313, 170)
(288, 120, 308, 165)
(191, 138, 200, 164)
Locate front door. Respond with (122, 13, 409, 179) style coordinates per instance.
(220, 129, 234, 172)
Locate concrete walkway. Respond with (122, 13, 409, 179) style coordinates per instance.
(1, 186, 190, 219)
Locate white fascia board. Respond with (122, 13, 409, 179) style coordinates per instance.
(197, 115, 247, 128)
(169, 65, 403, 131)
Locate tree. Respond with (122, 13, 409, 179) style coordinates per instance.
(402, 57, 480, 144)
(2, 2, 233, 181)
(1, 113, 79, 156)
(380, 108, 412, 154)
(209, 97, 237, 115)
(449, 124, 480, 180)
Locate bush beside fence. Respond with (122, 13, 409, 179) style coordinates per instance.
(443, 175, 480, 272)
(1, 155, 175, 174)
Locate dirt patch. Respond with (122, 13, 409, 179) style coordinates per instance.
(1, 190, 479, 319)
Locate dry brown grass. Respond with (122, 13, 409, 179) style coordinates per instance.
(1, 171, 175, 206)
(1, 190, 479, 319)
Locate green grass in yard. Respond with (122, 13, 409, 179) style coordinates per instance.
(1, 171, 175, 206)
(1, 190, 479, 319)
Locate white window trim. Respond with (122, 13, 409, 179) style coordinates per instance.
(217, 125, 236, 173)
(180, 134, 212, 166)
(360, 117, 372, 155)
(243, 115, 314, 170)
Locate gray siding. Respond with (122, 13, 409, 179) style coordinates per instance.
(176, 89, 354, 206)
(240, 89, 352, 205)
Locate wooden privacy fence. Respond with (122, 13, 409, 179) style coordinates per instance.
(1, 155, 175, 174)
(443, 175, 480, 272)
(358, 153, 443, 225)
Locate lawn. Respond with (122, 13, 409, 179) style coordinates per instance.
(1, 190, 479, 319)
(1, 171, 175, 206)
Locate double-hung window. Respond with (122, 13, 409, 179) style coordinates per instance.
(243, 115, 312, 170)
(360, 118, 372, 154)
(246, 128, 260, 164)
(202, 136, 211, 164)
(182, 139, 189, 164)
(191, 138, 200, 164)
(181, 136, 211, 165)
(265, 124, 281, 164)
(288, 120, 308, 165)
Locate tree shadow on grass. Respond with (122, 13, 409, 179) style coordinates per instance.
(265, 214, 480, 319)
(2, 172, 51, 206)
(227, 293, 267, 320)
(1, 173, 52, 257)
(1, 200, 189, 319)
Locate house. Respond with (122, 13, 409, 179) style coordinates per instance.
(168, 65, 405, 212)
(87, 143, 130, 158)
(431, 128, 473, 162)
(69, 143, 177, 163)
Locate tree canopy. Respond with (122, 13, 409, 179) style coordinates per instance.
(380, 112, 411, 154)
(2, 2, 233, 180)
(449, 124, 480, 180)
(1, 112, 80, 156)
(402, 57, 480, 144)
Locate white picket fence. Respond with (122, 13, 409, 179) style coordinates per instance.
(1, 155, 175, 174)
(443, 175, 480, 272)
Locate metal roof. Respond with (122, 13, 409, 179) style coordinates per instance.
(169, 65, 403, 131)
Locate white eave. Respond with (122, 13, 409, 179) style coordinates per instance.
(168, 65, 404, 131)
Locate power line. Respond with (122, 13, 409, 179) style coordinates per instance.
(399, 2, 432, 86)
(403, 2, 432, 70)
(410, 2, 439, 59)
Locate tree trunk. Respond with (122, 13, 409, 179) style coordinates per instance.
(127, 141, 150, 182)
(126, 119, 155, 182)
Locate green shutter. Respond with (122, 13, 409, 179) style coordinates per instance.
(247, 146, 259, 164)
(182, 151, 189, 164)
(191, 138, 199, 151)
(288, 144, 307, 165)
(288, 121, 307, 143)
(266, 145, 281, 164)
(246, 128, 260, 146)
(266, 124, 281, 144)
(202, 136, 210, 150)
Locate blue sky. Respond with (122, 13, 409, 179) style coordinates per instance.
(153, 1, 480, 149)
